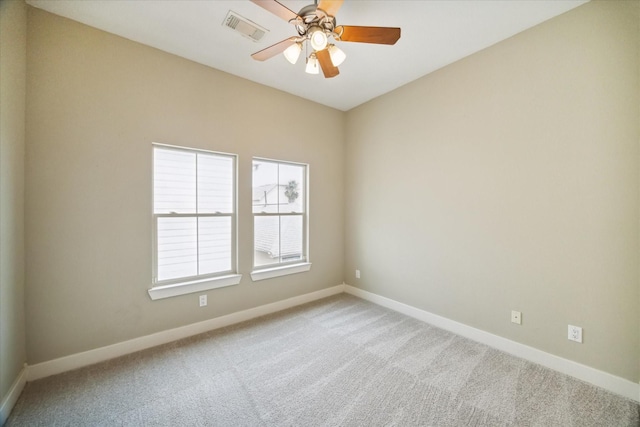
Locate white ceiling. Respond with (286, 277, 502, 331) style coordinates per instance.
(26, 0, 588, 111)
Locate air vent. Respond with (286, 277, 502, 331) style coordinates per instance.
(223, 11, 268, 42)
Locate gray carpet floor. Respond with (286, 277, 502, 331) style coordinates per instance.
(6, 294, 639, 426)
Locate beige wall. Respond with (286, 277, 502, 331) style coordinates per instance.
(25, 8, 344, 364)
(0, 0, 28, 401)
(345, 0, 639, 382)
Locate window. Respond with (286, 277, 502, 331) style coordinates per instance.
(251, 158, 310, 281)
(149, 144, 240, 300)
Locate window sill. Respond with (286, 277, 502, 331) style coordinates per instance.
(250, 263, 311, 282)
(148, 274, 242, 300)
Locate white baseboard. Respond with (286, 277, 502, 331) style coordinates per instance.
(0, 364, 27, 425)
(344, 285, 640, 403)
(27, 284, 345, 382)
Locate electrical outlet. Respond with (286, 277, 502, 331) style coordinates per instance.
(355, 269, 360, 279)
(511, 310, 522, 325)
(568, 325, 582, 343)
(199, 295, 207, 307)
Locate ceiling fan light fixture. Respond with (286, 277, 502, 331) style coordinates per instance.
(328, 44, 346, 66)
(250, 0, 402, 78)
(283, 42, 302, 64)
(305, 53, 320, 74)
(309, 26, 328, 51)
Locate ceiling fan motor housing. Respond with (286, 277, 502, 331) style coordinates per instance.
(293, 4, 339, 45)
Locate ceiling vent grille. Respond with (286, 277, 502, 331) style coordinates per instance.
(223, 11, 267, 42)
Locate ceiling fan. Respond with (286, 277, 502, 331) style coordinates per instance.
(250, 0, 401, 78)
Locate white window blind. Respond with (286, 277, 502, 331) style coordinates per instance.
(153, 145, 236, 284)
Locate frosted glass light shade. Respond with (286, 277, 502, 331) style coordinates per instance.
(305, 54, 319, 74)
(328, 44, 346, 66)
(283, 43, 302, 64)
(309, 27, 328, 51)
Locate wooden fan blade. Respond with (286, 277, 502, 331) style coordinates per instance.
(337, 25, 401, 45)
(316, 49, 339, 78)
(252, 37, 297, 61)
(250, 0, 299, 22)
(317, 0, 344, 17)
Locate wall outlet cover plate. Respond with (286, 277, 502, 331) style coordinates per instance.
(568, 325, 582, 343)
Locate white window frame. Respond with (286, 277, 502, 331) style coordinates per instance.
(149, 143, 241, 300)
(251, 157, 311, 281)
